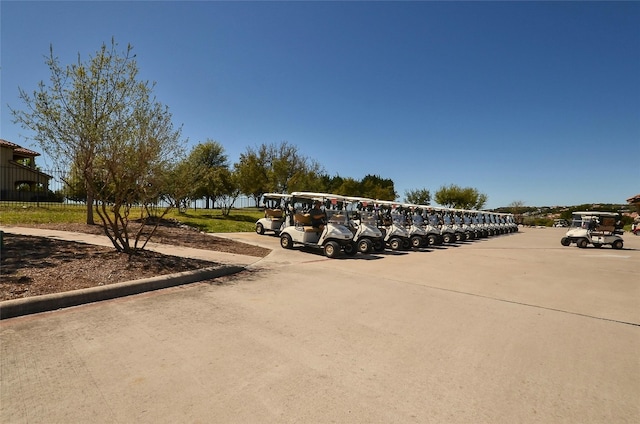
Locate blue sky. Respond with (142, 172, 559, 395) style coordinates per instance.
(2, 1, 639, 208)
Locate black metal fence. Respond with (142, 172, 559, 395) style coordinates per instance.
(0, 165, 257, 209)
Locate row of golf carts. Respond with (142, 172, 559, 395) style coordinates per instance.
(255, 192, 519, 258)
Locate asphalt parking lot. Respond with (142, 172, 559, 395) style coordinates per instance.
(1, 227, 638, 423)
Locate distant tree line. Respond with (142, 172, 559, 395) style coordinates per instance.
(162, 139, 399, 215)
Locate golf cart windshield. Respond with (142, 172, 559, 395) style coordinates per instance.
(326, 209, 348, 225)
(360, 211, 377, 225)
(428, 213, 440, 226)
(443, 214, 452, 225)
(412, 214, 424, 226)
(391, 212, 405, 226)
(571, 215, 588, 228)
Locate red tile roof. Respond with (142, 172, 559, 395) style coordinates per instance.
(0, 139, 40, 157)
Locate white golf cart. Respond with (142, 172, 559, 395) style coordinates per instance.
(340, 195, 386, 253)
(481, 212, 499, 236)
(451, 210, 470, 241)
(505, 213, 519, 233)
(374, 200, 411, 250)
(401, 203, 430, 248)
(560, 211, 624, 249)
(436, 208, 458, 244)
(255, 193, 290, 235)
(279, 192, 356, 258)
(456, 209, 477, 240)
(419, 207, 444, 246)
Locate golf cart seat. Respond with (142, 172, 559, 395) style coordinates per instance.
(294, 213, 322, 232)
(594, 217, 616, 234)
(265, 209, 283, 219)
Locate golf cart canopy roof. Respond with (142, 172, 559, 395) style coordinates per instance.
(262, 193, 291, 199)
(290, 192, 351, 203)
(572, 211, 618, 217)
(340, 195, 376, 204)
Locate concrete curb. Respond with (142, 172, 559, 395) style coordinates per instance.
(0, 265, 245, 320)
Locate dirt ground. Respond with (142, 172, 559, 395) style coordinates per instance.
(0, 222, 271, 301)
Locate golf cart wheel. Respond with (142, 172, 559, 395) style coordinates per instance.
(560, 237, 571, 247)
(612, 239, 623, 250)
(427, 234, 437, 246)
(358, 238, 373, 254)
(280, 233, 293, 249)
(343, 242, 357, 256)
(577, 238, 589, 248)
(324, 241, 340, 258)
(410, 235, 422, 248)
(442, 233, 454, 244)
(255, 223, 265, 235)
(373, 240, 385, 252)
(389, 237, 402, 251)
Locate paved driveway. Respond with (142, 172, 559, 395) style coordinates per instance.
(2, 228, 638, 423)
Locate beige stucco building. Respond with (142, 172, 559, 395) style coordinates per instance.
(0, 139, 52, 200)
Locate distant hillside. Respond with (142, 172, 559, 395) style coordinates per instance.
(493, 204, 636, 227)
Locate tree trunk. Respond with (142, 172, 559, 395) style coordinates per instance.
(86, 202, 94, 224)
(85, 188, 95, 225)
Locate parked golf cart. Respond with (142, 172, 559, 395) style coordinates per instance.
(560, 211, 624, 249)
(401, 203, 430, 248)
(456, 209, 478, 240)
(467, 211, 485, 238)
(481, 212, 499, 236)
(340, 195, 386, 253)
(451, 210, 470, 241)
(505, 213, 519, 233)
(374, 200, 411, 250)
(436, 208, 458, 244)
(418, 207, 444, 246)
(255, 193, 290, 235)
(279, 192, 357, 258)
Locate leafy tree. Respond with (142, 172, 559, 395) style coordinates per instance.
(161, 159, 195, 213)
(188, 140, 230, 209)
(217, 169, 241, 216)
(434, 184, 487, 209)
(10, 39, 184, 253)
(60, 164, 87, 203)
(323, 174, 343, 193)
(405, 188, 431, 205)
(287, 163, 326, 193)
(235, 141, 325, 198)
(234, 145, 270, 205)
(12, 40, 136, 224)
(333, 177, 361, 196)
(267, 141, 321, 193)
(91, 92, 183, 253)
(361, 174, 397, 200)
